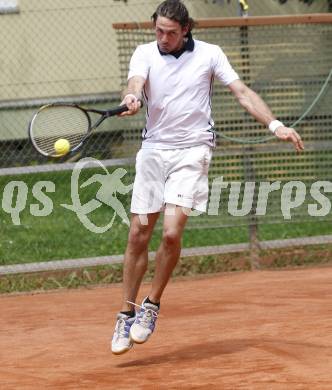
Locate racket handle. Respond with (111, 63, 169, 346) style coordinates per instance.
(110, 99, 143, 116)
(115, 104, 130, 115)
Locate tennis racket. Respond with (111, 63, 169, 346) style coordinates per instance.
(28, 101, 142, 158)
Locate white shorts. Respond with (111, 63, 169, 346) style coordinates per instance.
(131, 144, 212, 214)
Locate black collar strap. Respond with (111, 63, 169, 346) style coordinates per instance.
(158, 32, 195, 59)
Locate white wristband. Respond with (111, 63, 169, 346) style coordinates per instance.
(269, 120, 284, 133)
(124, 93, 137, 101)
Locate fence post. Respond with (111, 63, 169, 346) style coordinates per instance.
(238, 2, 260, 270)
(243, 150, 261, 270)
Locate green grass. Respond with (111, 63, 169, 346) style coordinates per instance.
(0, 168, 331, 265)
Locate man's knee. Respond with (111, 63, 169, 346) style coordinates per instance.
(162, 228, 182, 247)
(127, 224, 151, 249)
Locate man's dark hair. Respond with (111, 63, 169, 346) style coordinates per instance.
(152, 0, 195, 32)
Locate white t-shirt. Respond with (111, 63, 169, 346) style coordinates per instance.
(128, 39, 239, 149)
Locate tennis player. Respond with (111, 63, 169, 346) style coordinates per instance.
(111, 0, 304, 355)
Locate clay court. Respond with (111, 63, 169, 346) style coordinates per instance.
(1, 266, 332, 389)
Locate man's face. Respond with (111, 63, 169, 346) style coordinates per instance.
(155, 16, 189, 53)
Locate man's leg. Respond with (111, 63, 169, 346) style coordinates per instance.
(121, 212, 160, 311)
(111, 212, 159, 354)
(149, 204, 189, 302)
(130, 204, 189, 344)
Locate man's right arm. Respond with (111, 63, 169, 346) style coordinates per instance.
(120, 75, 146, 116)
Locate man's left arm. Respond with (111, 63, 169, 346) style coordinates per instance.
(228, 79, 304, 152)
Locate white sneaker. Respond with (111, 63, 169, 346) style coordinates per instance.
(129, 297, 159, 344)
(111, 313, 135, 355)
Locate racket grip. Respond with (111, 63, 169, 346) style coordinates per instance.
(113, 99, 143, 115)
(116, 104, 131, 114)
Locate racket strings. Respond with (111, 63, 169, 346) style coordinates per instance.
(30, 106, 90, 155)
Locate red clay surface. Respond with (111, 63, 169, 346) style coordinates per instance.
(1, 267, 332, 389)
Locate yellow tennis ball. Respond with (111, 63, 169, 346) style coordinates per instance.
(54, 138, 70, 155)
